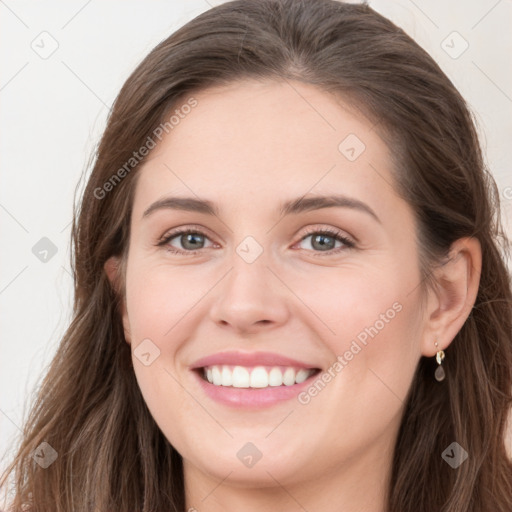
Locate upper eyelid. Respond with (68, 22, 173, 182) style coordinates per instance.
(159, 224, 217, 242)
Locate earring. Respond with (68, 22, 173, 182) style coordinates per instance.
(434, 341, 445, 382)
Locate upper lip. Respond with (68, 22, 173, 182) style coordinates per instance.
(190, 351, 321, 370)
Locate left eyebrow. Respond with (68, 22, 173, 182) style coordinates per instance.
(142, 193, 381, 224)
(279, 194, 381, 224)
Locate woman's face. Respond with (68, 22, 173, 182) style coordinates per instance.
(119, 79, 429, 491)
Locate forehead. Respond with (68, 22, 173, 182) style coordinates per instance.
(132, 79, 397, 216)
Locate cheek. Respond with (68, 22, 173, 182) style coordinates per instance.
(125, 261, 208, 340)
(292, 263, 418, 349)
(124, 265, 198, 440)
(124, 261, 215, 419)
(293, 277, 421, 463)
(299, 262, 422, 404)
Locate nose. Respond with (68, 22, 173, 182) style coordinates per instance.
(208, 253, 290, 335)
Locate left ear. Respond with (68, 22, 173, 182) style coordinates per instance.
(420, 236, 482, 357)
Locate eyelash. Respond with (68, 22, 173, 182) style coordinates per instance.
(156, 226, 355, 257)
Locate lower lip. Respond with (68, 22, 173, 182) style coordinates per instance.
(192, 369, 321, 408)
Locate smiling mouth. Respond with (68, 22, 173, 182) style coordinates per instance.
(195, 365, 322, 388)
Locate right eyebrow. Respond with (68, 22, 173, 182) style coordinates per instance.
(142, 197, 219, 219)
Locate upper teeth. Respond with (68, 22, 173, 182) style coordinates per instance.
(203, 365, 316, 388)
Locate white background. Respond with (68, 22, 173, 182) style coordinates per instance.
(1, 0, 511, 477)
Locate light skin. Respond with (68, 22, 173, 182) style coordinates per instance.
(105, 79, 481, 511)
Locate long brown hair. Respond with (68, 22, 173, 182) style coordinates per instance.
(2, 0, 511, 510)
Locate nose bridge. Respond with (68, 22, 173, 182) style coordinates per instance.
(223, 237, 273, 304)
(208, 235, 290, 331)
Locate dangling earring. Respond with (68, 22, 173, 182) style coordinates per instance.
(434, 341, 445, 382)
